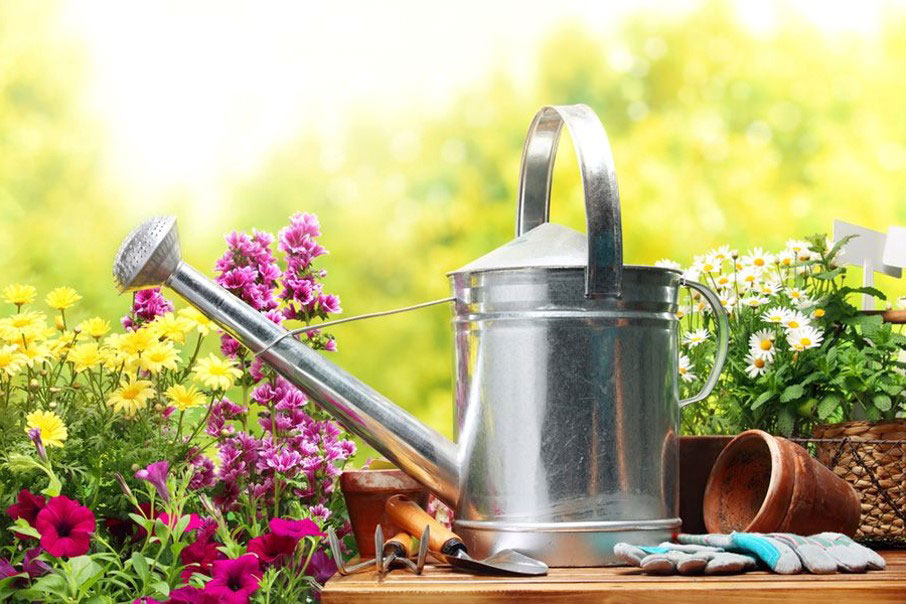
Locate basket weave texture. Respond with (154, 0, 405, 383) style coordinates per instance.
(812, 419, 906, 544)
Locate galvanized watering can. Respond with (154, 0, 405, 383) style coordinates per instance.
(113, 104, 729, 566)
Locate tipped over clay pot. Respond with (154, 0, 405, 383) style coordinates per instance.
(703, 429, 861, 536)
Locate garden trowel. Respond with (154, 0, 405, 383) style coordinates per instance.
(385, 495, 548, 576)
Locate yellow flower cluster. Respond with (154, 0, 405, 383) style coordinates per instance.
(25, 410, 68, 447)
(2, 283, 243, 420)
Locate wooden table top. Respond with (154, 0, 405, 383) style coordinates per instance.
(322, 550, 906, 603)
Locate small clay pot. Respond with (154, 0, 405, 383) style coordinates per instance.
(339, 469, 428, 557)
(703, 430, 861, 536)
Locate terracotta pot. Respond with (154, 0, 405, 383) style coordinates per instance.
(679, 435, 733, 534)
(703, 429, 861, 536)
(339, 469, 428, 557)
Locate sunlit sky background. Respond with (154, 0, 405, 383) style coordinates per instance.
(60, 0, 895, 214)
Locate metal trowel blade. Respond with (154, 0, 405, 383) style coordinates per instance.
(446, 548, 548, 576)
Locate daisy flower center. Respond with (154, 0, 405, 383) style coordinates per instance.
(755, 358, 765, 368)
(754, 258, 765, 266)
(800, 337, 812, 347)
(788, 320, 799, 328)
(760, 340, 773, 351)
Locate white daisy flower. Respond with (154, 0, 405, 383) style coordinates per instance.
(748, 329, 777, 360)
(683, 328, 709, 347)
(713, 273, 733, 290)
(676, 309, 686, 319)
(698, 255, 722, 274)
(758, 280, 783, 296)
(786, 239, 812, 256)
(776, 250, 795, 268)
(682, 267, 701, 282)
(696, 300, 710, 314)
(787, 326, 823, 351)
(786, 288, 806, 302)
(742, 247, 775, 269)
(710, 245, 732, 262)
(655, 259, 682, 271)
(736, 268, 761, 290)
(742, 295, 770, 309)
(762, 307, 789, 324)
(718, 294, 737, 312)
(678, 355, 696, 383)
(781, 310, 810, 331)
(744, 351, 771, 378)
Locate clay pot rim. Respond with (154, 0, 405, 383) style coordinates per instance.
(703, 429, 794, 532)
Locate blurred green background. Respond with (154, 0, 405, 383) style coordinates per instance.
(3, 1, 906, 457)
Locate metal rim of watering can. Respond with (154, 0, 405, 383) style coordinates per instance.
(516, 104, 623, 299)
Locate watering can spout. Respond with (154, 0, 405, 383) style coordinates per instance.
(112, 216, 461, 506)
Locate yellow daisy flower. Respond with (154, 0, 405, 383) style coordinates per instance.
(140, 341, 181, 374)
(45, 287, 82, 311)
(69, 342, 105, 372)
(6, 311, 46, 332)
(165, 383, 206, 411)
(120, 327, 157, 356)
(178, 308, 216, 336)
(18, 343, 52, 367)
(150, 312, 193, 344)
(107, 376, 155, 417)
(193, 354, 242, 391)
(2, 284, 37, 307)
(25, 410, 68, 448)
(0, 345, 27, 378)
(77, 317, 111, 339)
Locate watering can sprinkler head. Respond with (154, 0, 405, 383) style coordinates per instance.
(113, 216, 182, 293)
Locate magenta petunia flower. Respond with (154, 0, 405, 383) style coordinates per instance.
(206, 555, 261, 599)
(247, 532, 298, 566)
(168, 585, 237, 604)
(135, 460, 170, 503)
(269, 517, 324, 540)
(6, 489, 46, 528)
(306, 547, 338, 584)
(35, 496, 96, 557)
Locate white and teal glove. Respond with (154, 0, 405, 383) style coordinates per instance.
(614, 532, 885, 575)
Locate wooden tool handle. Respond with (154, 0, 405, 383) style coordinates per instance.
(385, 531, 417, 557)
(861, 310, 906, 324)
(385, 494, 460, 553)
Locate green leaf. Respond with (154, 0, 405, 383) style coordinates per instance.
(131, 552, 151, 586)
(0, 574, 29, 599)
(70, 555, 103, 587)
(751, 390, 773, 410)
(4, 453, 41, 473)
(41, 472, 62, 498)
(780, 384, 805, 403)
(840, 286, 886, 301)
(10, 517, 41, 539)
(777, 407, 795, 437)
(828, 234, 858, 262)
(151, 580, 171, 597)
(872, 394, 892, 412)
(818, 394, 841, 420)
(31, 573, 70, 598)
(812, 267, 844, 280)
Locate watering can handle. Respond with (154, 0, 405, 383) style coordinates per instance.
(516, 104, 622, 299)
(679, 279, 730, 408)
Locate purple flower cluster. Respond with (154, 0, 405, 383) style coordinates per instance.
(213, 214, 339, 356)
(278, 213, 341, 331)
(121, 288, 173, 331)
(207, 376, 355, 511)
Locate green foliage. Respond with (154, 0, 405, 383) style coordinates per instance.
(678, 235, 906, 437)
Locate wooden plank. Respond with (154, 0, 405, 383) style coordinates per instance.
(322, 550, 906, 604)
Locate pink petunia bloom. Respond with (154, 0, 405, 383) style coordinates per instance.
(180, 520, 221, 580)
(206, 555, 261, 600)
(6, 489, 46, 528)
(168, 585, 238, 604)
(269, 517, 324, 540)
(247, 532, 298, 566)
(135, 461, 170, 503)
(35, 496, 96, 557)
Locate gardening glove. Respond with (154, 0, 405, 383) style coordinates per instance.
(614, 542, 758, 575)
(678, 532, 886, 574)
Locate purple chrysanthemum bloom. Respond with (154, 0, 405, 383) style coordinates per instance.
(135, 461, 170, 503)
(121, 288, 173, 331)
(263, 449, 302, 474)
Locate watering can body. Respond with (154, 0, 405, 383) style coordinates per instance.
(113, 104, 728, 567)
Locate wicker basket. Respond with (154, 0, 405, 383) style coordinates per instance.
(810, 420, 906, 546)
